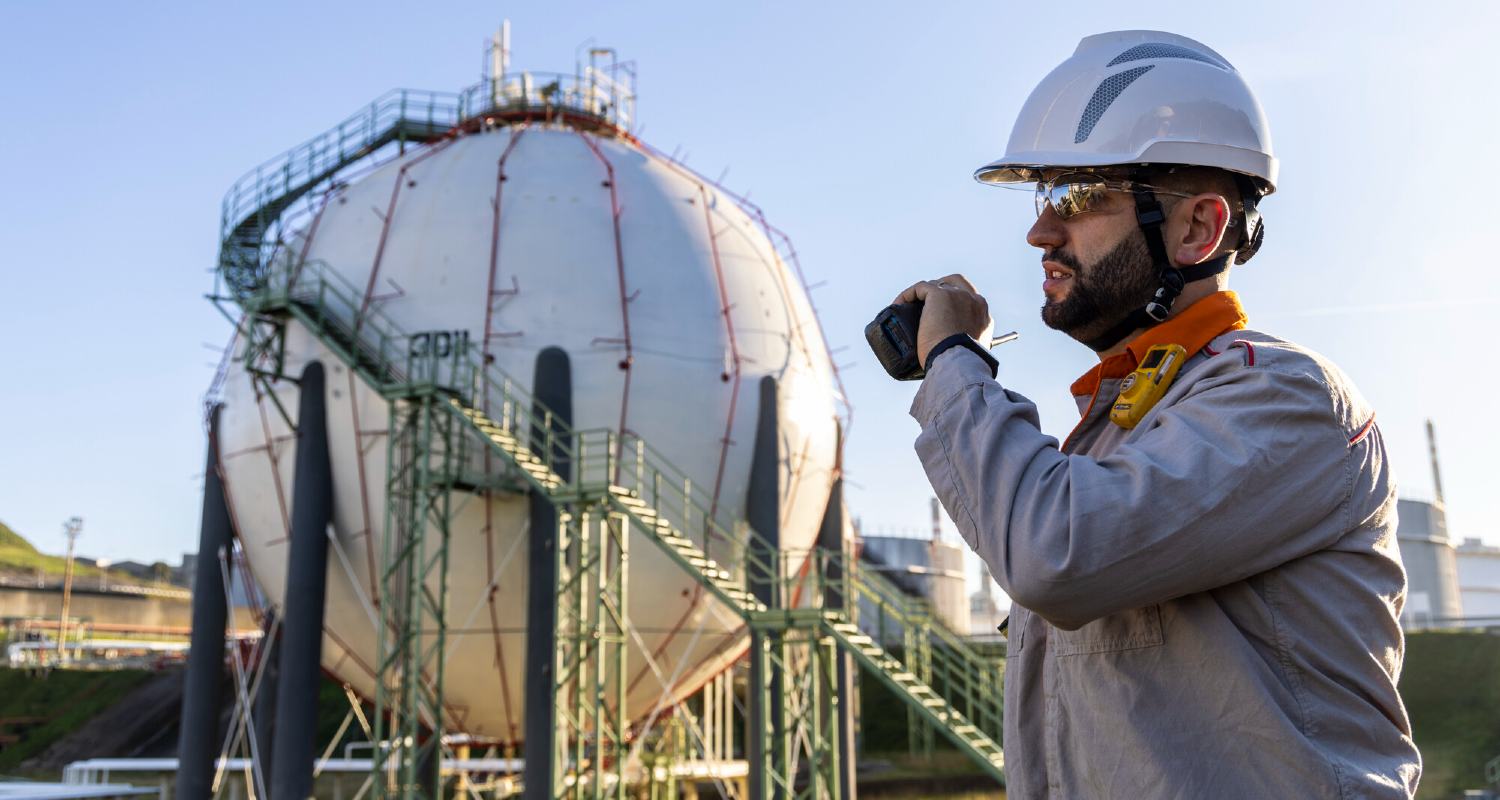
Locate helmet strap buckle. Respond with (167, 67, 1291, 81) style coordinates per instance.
(1083, 172, 1233, 353)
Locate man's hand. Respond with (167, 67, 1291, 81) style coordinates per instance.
(893, 273, 994, 366)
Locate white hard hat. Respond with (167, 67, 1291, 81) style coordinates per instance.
(975, 31, 1277, 194)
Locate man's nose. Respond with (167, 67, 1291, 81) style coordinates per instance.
(1027, 206, 1066, 252)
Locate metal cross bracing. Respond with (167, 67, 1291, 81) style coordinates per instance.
(551, 508, 629, 800)
(374, 390, 463, 798)
(852, 567, 1005, 758)
(745, 609, 845, 800)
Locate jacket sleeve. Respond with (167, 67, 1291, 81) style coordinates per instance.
(911, 347, 1353, 631)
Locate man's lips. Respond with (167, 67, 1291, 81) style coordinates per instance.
(1043, 260, 1075, 294)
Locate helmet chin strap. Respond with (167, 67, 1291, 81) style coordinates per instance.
(1082, 172, 1232, 353)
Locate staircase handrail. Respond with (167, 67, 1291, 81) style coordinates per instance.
(845, 557, 1003, 737)
(851, 560, 995, 665)
(220, 89, 465, 243)
(220, 74, 636, 278)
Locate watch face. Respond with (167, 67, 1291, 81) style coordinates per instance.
(1119, 373, 1138, 393)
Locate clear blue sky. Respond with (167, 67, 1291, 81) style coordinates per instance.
(1, 2, 1496, 577)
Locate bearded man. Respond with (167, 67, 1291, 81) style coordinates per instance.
(896, 31, 1421, 799)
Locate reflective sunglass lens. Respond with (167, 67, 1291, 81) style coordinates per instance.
(1045, 177, 1109, 219)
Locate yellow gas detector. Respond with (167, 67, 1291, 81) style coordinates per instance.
(1110, 344, 1188, 429)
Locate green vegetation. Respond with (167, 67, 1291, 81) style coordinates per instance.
(0, 520, 144, 585)
(854, 631, 1498, 798)
(0, 668, 154, 771)
(0, 522, 37, 553)
(1402, 630, 1500, 798)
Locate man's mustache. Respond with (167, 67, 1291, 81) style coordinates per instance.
(1044, 249, 1086, 273)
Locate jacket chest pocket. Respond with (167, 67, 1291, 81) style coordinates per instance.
(1050, 605, 1164, 656)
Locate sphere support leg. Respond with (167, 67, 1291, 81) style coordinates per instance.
(746, 376, 786, 800)
(272, 362, 335, 800)
(524, 347, 572, 800)
(177, 405, 233, 800)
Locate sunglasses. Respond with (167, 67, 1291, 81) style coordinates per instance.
(1020, 172, 1195, 220)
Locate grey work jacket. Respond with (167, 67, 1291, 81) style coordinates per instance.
(910, 327, 1421, 799)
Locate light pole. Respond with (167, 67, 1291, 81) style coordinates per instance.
(58, 517, 82, 662)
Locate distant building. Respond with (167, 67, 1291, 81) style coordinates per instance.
(859, 533, 970, 635)
(1456, 538, 1500, 627)
(1395, 498, 1463, 629)
(969, 562, 1005, 639)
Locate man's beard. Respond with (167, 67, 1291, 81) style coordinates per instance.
(1041, 228, 1158, 343)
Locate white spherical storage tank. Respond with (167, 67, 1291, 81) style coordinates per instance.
(215, 113, 844, 743)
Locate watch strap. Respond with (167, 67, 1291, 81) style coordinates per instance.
(924, 333, 998, 378)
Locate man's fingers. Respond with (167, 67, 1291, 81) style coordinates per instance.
(893, 281, 934, 305)
(895, 278, 971, 305)
(939, 273, 977, 293)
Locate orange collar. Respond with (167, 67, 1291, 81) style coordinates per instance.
(1069, 291, 1248, 398)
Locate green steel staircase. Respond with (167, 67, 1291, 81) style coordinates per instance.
(823, 616, 1005, 772)
(844, 564, 1004, 763)
(212, 85, 1005, 796)
(853, 565, 1004, 736)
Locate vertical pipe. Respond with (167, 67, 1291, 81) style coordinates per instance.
(703, 678, 716, 762)
(177, 406, 233, 800)
(524, 347, 571, 800)
(271, 362, 335, 800)
(1426, 419, 1446, 508)
(723, 668, 734, 760)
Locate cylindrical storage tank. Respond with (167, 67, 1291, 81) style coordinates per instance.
(216, 120, 842, 742)
(1395, 498, 1462, 628)
(1456, 539, 1500, 626)
(927, 540, 971, 635)
(859, 535, 970, 634)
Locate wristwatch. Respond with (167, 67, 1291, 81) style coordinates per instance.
(924, 333, 998, 378)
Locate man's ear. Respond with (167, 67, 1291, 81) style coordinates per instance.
(1172, 194, 1230, 265)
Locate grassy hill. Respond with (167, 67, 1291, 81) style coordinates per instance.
(0, 521, 38, 553)
(0, 520, 146, 585)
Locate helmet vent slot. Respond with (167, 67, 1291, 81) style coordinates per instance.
(1075, 66, 1153, 144)
(1106, 43, 1228, 69)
